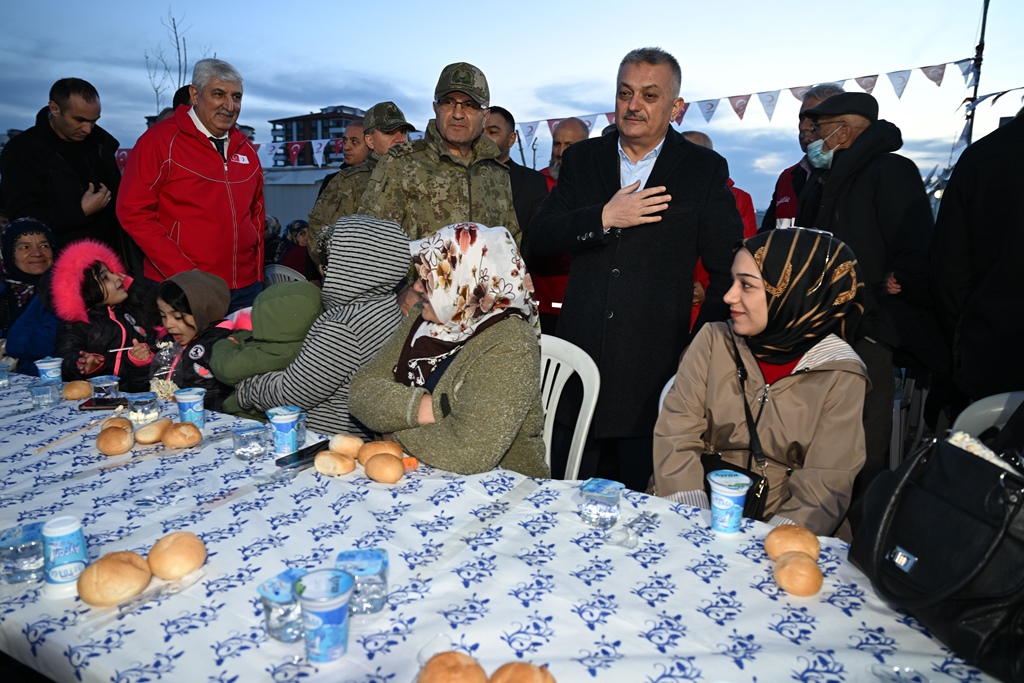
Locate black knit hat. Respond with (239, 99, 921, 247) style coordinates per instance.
(803, 92, 879, 123)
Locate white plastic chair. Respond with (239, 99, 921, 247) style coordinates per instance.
(264, 264, 306, 286)
(658, 376, 675, 414)
(539, 335, 600, 481)
(952, 391, 1024, 436)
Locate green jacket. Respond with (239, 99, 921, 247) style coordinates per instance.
(349, 308, 548, 478)
(357, 120, 520, 243)
(212, 280, 322, 413)
(307, 153, 379, 263)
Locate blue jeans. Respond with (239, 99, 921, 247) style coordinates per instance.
(228, 281, 264, 313)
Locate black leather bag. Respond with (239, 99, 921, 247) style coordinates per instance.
(849, 437, 1024, 682)
(701, 452, 768, 520)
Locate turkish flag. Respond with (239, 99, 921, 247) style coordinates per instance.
(288, 141, 306, 166)
(115, 148, 131, 173)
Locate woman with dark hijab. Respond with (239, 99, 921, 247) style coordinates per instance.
(652, 227, 868, 538)
(2, 219, 59, 374)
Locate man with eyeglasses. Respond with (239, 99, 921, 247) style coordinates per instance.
(308, 102, 416, 265)
(358, 62, 518, 245)
(795, 91, 938, 532)
(760, 83, 845, 232)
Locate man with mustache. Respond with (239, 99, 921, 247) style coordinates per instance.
(529, 47, 743, 489)
(118, 58, 265, 313)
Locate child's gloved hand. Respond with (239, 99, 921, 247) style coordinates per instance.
(128, 338, 152, 361)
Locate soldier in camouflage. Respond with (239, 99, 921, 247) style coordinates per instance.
(307, 102, 416, 264)
(357, 62, 519, 245)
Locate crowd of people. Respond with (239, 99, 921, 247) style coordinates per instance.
(1, 48, 1020, 538)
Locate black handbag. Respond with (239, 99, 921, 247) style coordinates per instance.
(849, 437, 1024, 682)
(700, 335, 770, 521)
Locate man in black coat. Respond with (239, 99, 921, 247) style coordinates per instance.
(931, 108, 1024, 401)
(0, 78, 131, 266)
(483, 106, 549, 236)
(529, 47, 743, 490)
(796, 92, 937, 529)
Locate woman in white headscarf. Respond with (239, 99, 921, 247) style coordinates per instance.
(350, 223, 548, 477)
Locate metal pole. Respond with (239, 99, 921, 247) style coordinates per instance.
(965, 0, 991, 146)
(516, 132, 526, 166)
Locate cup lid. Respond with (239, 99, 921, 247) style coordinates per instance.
(707, 470, 753, 491)
(88, 375, 120, 385)
(335, 548, 388, 576)
(42, 515, 82, 536)
(294, 568, 354, 602)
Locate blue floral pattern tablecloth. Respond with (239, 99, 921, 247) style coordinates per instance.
(0, 376, 994, 683)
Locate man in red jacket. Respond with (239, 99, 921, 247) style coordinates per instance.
(117, 58, 265, 312)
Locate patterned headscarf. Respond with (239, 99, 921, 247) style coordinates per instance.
(737, 227, 864, 363)
(395, 223, 538, 387)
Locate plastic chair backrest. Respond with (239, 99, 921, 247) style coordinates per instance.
(658, 376, 675, 414)
(539, 335, 600, 481)
(952, 391, 1024, 436)
(264, 264, 306, 286)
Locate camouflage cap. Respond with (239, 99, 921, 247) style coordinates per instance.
(363, 101, 417, 134)
(434, 62, 490, 107)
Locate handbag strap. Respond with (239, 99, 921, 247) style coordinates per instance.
(730, 333, 767, 475)
(869, 438, 1024, 609)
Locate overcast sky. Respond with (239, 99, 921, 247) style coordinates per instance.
(1, 0, 1020, 213)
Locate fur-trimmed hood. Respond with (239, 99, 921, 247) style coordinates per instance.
(51, 239, 129, 324)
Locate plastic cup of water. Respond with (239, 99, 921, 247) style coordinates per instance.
(88, 375, 120, 399)
(0, 522, 45, 584)
(294, 568, 354, 664)
(258, 567, 307, 643)
(579, 478, 625, 529)
(30, 379, 62, 409)
(0, 361, 10, 389)
(707, 470, 752, 535)
(335, 548, 388, 615)
(233, 424, 272, 462)
(174, 388, 207, 430)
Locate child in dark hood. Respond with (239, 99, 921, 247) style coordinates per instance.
(153, 270, 234, 411)
(51, 239, 155, 390)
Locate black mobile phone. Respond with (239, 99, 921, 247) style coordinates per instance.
(274, 440, 330, 469)
(78, 397, 129, 411)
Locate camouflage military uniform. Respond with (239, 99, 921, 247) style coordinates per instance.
(357, 120, 519, 242)
(307, 152, 379, 263)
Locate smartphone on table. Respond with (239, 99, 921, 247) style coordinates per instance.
(274, 440, 330, 469)
(78, 397, 129, 411)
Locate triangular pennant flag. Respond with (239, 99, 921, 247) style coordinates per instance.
(728, 95, 751, 120)
(333, 139, 344, 155)
(757, 91, 780, 121)
(578, 114, 600, 135)
(955, 59, 973, 85)
(965, 92, 998, 113)
(921, 64, 946, 87)
(310, 139, 331, 167)
(287, 141, 307, 166)
(605, 112, 616, 125)
(546, 119, 564, 136)
(887, 70, 912, 99)
(967, 65, 979, 89)
(115, 148, 131, 173)
(855, 76, 878, 94)
(673, 102, 690, 125)
(697, 99, 720, 123)
(257, 142, 279, 168)
(789, 86, 811, 101)
(518, 121, 540, 151)
(954, 121, 970, 150)
(833, 80, 846, 90)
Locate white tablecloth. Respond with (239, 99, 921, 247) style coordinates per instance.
(0, 376, 993, 682)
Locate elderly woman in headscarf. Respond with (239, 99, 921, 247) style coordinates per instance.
(652, 227, 868, 538)
(350, 223, 549, 478)
(2, 218, 59, 373)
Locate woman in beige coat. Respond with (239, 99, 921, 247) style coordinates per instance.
(652, 228, 868, 537)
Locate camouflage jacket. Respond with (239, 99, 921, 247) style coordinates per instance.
(357, 120, 519, 242)
(307, 153, 379, 263)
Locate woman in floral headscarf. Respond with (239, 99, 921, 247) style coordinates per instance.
(350, 223, 548, 478)
(652, 227, 868, 538)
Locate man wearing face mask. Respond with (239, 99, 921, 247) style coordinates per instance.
(794, 91, 936, 532)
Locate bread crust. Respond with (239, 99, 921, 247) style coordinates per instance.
(77, 551, 152, 606)
(147, 531, 207, 580)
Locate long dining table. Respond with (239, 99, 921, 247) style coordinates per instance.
(0, 374, 995, 683)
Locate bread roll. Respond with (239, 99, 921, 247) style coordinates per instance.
(357, 440, 404, 465)
(77, 551, 152, 606)
(417, 651, 487, 683)
(135, 417, 172, 445)
(101, 416, 133, 432)
(329, 433, 364, 458)
(764, 524, 820, 561)
(162, 422, 202, 449)
(773, 550, 824, 596)
(148, 531, 207, 580)
(315, 451, 356, 476)
(489, 662, 557, 683)
(365, 453, 404, 484)
(63, 380, 92, 400)
(97, 426, 135, 455)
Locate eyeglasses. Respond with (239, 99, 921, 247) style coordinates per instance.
(809, 119, 844, 134)
(436, 96, 483, 112)
(779, 226, 833, 293)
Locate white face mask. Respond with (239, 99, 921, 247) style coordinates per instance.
(806, 125, 845, 169)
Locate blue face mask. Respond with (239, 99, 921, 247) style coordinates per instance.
(806, 125, 844, 169)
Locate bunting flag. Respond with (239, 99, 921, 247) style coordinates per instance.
(673, 102, 690, 125)
(833, 80, 846, 90)
(697, 99, 719, 123)
(789, 86, 812, 101)
(256, 142, 279, 168)
(605, 112, 616, 125)
(921, 64, 946, 87)
(287, 141, 307, 166)
(546, 119, 564, 136)
(965, 92, 998, 113)
(855, 75, 878, 94)
(518, 120, 540, 151)
(887, 70, 912, 99)
(578, 114, 601, 134)
(115, 148, 131, 173)
(728, 95, 751, 120)
(954, 121, 970, 149)
(757, 91, 780, 121)
(310, 139, 331, 167)
(333, 139, 344, 155)
(954, 58, 974, 86)
(407, 131, 425, 141)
